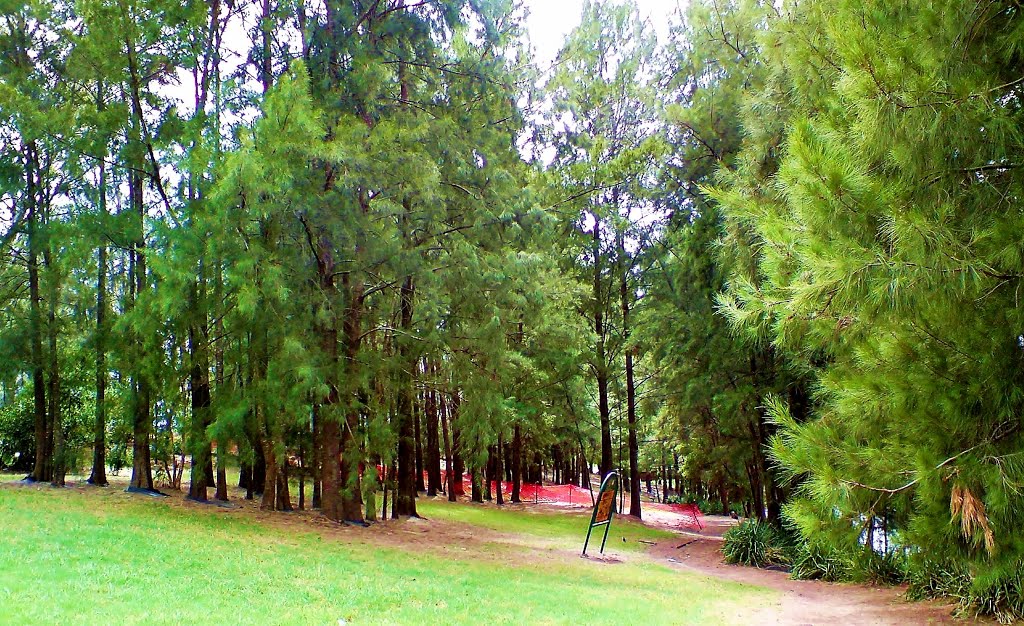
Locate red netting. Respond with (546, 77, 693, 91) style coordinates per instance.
(646, 501, 705, 531)
(379, 467, 705, 529)
(444, 473, 593, 507)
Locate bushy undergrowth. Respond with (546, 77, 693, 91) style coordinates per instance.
(722, 519, 790, 567)
(733, 516, 1024, 622)
(787, 541, 851, 581)
(907, 559, 1024, 625)
(723, 520, 909, 587)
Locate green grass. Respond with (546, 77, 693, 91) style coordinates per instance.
(0, 484, 772, 625)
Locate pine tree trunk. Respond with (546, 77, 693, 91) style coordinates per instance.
(339, 265, 364, 522)
(260, 436, 277, 511)
(393, 37, 418, 517)
(26, 143, 50, 484)
(188, 280, 212, 502)
(88, 126, 108, 486)
(414, 389, 425, 493)
(395, 273, 418, 517)
(451, 396, 465, 496)
(593, 216, 612, 479)
(511, 425, 522, 503)
(215, 444, 228, 501)
(495, 436, 504, 506)
(239, 460, 251, 490)
(311, 405, 321, 509)
(214, 255, 227, 503)
(128, 170, 153, 492)
(89, 242, 109, 487)
(471, 467, 482, 503)
(277, 461, 292, 511)
(46, 241, 64, 487)
(483, 448, 493, 501)
(321, 415, 341, 520)
(298, 446, 305, 511)
(425, 365, 441, 496)
(251, 443, 265, 496)
(440, 386, 455, 501)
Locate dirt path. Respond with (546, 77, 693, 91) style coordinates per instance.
(640, 510, 979, 625)
(649, 537, 976, 625)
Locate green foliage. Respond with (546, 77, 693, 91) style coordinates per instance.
(788, 541, 853, 582)
(853, 549, 908, 586)
(0, 391, 34, 471)
(722, 519, 789, 568)
(702, 0, 1024, 616)
(908, 559, 1024, 624)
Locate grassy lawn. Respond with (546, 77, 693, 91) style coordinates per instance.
(0, 483, 772, 625)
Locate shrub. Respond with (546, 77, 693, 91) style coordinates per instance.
(788, 541, 852, 581)
(908, 559, 1024, 625)
(722, 519, 789, 567)
(0, 392, 36, 472)
(855, 549, 907, 585)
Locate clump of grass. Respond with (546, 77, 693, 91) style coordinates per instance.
(908, 558, 1024, 625)
(788, 541, 852, 581)
(722, 519, 789, 568)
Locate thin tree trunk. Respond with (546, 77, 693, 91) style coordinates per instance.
(46, 241, 64, 487)
(215, 446, 228, 501)
(593, 214, 612, 478)
(188, 282, 212, 502)
(27, 143, 49, 483)
(88, 103, 109, 486)
(339, 259, 364, 522)
(425, 363, 441, 496)
(260, 435, 278, 511)
(321, 416, 341, 520)
(311, 405, 321, 509)
(511, 424, 522, 503)
(277, 460, 292, 511)
(239, 459, 251, 490)
(298, 446, 305, 511)
(414, 387, 425, 492)
(128, 168, 153, 492)
(484, 446, 494, 501)
(451, 395, 465, 496)
(495, 436, 504, 506)
(395, 274, 418, 516)
(440, 386, 455, 501)
(619, 227, 640, 518)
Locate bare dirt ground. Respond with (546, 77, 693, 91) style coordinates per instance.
(643, 511, 979, 625)
(5, 474, 983, 625)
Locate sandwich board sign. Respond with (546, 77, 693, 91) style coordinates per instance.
(582, 471, 620, 556)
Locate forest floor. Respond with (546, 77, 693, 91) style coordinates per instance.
(0, 472, 977, 625)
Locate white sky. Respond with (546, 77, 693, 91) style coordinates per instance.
(522, 0, 684, 68)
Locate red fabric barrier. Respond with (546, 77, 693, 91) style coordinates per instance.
(647, 501, 705, 530)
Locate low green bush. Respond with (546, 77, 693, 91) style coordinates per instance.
(722, 519, 789, 567)
(908, 559, 1024, 625)
(788, 541, 851, 581)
